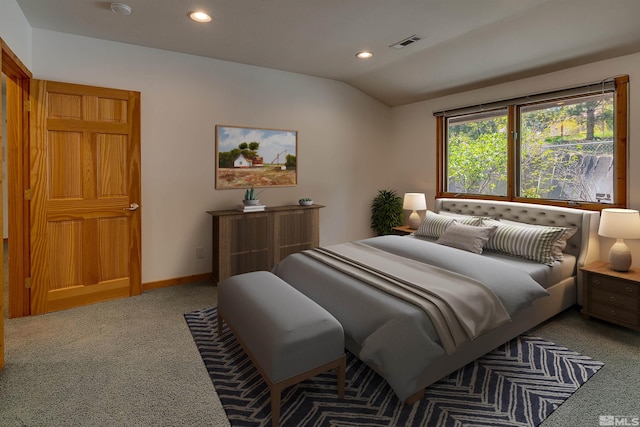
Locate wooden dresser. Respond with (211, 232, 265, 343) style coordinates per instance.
(580, 261, 640, 331)
(207, 204, 323, 283)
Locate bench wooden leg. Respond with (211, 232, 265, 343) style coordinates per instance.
(337, 356, 346, 399)
(405, 388, 425, 405)
(270, 385, 282, 427)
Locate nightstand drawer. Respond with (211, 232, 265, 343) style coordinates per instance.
(590, 302, 640, 327)
(581, 261, 640, 331)
(591, 288, 638, 310)
(589, 274, 638, 297)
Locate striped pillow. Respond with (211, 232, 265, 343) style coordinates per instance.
(498, 219, 577, 261)
(483, 219, 567, 265)
(415, 210, 483, 239)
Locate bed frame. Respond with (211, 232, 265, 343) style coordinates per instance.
(402, 198, 601, 403)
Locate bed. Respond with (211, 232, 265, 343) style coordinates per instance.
(271, 198, 600, 403)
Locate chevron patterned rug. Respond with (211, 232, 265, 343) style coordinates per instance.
(185, 306, 603, 426)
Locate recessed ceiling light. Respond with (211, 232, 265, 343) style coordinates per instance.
(356, 51, 373, 59)
(110, 3, 132, 16)
(189, 11, 212, 23)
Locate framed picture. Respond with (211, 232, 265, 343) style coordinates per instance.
(215, 125, 298, 189)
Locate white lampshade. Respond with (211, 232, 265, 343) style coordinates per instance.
(403, 193, 427, 229)
(403, 193, 427, 211)
(599, 209, 640, 239)
(598, 208, 640, 271)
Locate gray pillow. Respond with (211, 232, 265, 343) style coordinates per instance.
(436, 221, 497, 254)
(416, 210, 483, 239)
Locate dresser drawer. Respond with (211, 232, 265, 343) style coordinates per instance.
(589, 274, 638, 297)
(591, 287, 639, 310)
(590, 302, 640, 327)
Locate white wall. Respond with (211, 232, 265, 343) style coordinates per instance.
(10, 3, 640, 279)
(1, 0, 32, 240)
(390, 52, 640, 265)
(0, 0, 32, 68)
(30, 29, 392, 283)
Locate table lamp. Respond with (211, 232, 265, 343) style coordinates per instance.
(403, 193, 427, 229)
(598, 208, 640, 271)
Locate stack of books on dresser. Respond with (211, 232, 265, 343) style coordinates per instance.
(237, 204, 266, 212)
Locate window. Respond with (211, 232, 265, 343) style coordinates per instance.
(436, 76, 628, 209)
(446, 109, 508, 196)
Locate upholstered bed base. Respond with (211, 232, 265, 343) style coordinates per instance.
(401, 198, 600, 400)
(404, 276, 576, 402)
(435, 198, 600, 306)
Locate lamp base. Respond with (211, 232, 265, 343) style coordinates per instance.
(609, 239, 632, 272)
(408, 211, 421, 229)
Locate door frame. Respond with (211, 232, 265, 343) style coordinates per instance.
(1, 38, 32, 319)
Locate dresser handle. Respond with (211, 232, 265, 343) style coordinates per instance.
(625, 286, 633, 293)
(593, 278, 601, 285)
(609, 296, 617, 302)
(609, 310, 617, 317)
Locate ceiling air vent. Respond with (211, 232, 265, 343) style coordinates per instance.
(389, 35, 422, 49)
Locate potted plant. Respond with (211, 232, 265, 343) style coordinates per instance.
(370, 189, 403, 235)
(299, 197, 313, 206)
(243, 185, 264, 206)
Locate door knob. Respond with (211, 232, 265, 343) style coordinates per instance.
(123, 203, 140, 211)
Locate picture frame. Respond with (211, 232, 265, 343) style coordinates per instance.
(215, 125, 298, 189)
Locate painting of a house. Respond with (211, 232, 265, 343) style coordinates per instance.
(216, 125, 297, 189)
(233, 154, 252, 168)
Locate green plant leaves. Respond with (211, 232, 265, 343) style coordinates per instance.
(370, 189, 403, 235)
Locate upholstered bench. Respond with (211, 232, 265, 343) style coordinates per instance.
(217, 271, 346, 426)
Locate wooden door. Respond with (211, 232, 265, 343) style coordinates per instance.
(0, 72, 4, 370)
(30, 80, 141, 314)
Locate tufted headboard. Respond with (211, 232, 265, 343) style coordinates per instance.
(434, 198, 600, 304)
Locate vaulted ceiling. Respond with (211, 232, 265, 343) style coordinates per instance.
(16, 0, 640, 106)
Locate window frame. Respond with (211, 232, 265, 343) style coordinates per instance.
(436, 76, 628, 210)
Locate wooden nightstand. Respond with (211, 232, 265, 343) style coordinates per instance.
(580, 261, 640, 331)
(391, 225, 416, 236)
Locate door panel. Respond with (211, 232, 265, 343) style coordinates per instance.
(30, 80, 141, 315)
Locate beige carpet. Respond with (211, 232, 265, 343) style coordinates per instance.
(1, 281, 230, 426)
(1, 274, 639, 426)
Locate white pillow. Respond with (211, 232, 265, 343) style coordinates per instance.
(498, 219, 577, 261)
(483, 219, 567, 265)
(415, 210, 483, 239)
(436, 221, 497, 254)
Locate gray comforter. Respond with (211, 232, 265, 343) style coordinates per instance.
(304, 242, 511, 354)
(272, 235, 549, 401)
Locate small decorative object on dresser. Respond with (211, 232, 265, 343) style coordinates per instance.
(239, 185, 265, 211)
(299, 197, 313, 206)
(243, 185, 263, 205)
(580, 261, 640, 331)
